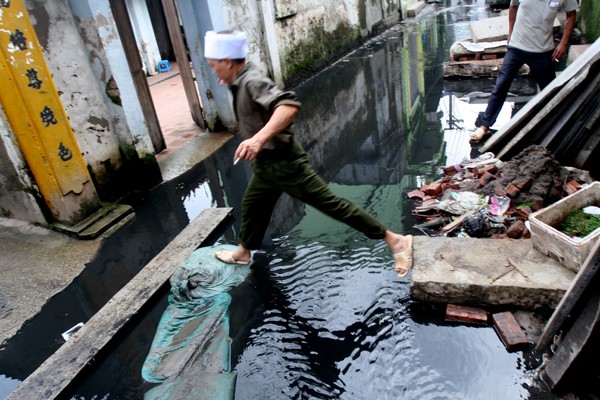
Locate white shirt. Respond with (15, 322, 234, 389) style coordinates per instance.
(509, 0, 578, 53)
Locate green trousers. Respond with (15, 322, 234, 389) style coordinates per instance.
(238, 139, 387, 250)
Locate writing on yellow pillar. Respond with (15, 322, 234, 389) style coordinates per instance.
(0, 0, 92, 210)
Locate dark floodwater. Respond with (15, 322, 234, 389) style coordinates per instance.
(0, 2, 561, 400)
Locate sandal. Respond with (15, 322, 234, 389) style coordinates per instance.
(215, 249, 251, 265)
(470, 127, 490, 142)
(394, 235, 413, 278)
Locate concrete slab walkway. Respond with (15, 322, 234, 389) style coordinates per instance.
(411, 237, 576, 309)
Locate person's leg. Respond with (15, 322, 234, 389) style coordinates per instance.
(473, 48, 527, 139)
(271, 141, 413, 275)
(527, 50, 555, 90)
(218, 172, 282, 264)
(280, 152, 387, 238)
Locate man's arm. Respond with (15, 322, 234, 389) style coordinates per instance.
(234, 104, 299, 161)
(553, 10, 577, 61)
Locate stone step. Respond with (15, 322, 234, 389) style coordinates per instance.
(52, 203, 134, 239)
(410, 237, 575, 310)
(406, 0, 426, 18)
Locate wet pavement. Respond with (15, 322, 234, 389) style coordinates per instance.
(0, 62, 228, 351)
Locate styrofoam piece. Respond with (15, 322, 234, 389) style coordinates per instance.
(62, 322, 84, 341)
(529, 182, 600, 272)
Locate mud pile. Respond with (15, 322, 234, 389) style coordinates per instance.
(409, 145, 594, 238)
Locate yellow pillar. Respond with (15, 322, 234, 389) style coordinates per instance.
(0, 0, 100, 224)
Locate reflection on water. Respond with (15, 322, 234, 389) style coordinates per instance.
(228, 4, 550, 400)
(0, 3, 560, 400)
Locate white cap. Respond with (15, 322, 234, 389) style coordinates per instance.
(204, 30, 249, 59)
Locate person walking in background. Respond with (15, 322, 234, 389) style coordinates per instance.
(470, 0, 577, 142)
(203, 30, 414, 278)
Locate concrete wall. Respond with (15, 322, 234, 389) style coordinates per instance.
(125, 0, 162, 75)
(183, 0, 403, 132)
(0, 0, 162, 224)
(27, 0, 124, 193)
(222, 0, 402, 86)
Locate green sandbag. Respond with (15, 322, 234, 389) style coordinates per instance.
(144, 371, 238, 400)
(141, 245, 250, 384)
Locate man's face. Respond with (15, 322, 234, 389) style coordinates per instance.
(207, 58, 235, 85)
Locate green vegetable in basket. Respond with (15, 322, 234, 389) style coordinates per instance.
(560, 209, 600, 238)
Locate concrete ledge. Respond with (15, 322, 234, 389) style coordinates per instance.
(0, 219, 101, 344)
(410, 237, 575, 309)
(406, 1, 426, 18)
(567, 44, 592, 67)
(6, 207, 233, 400)
(469, 15, 509, 43)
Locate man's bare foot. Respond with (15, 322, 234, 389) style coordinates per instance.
(384, 231, 410, 254)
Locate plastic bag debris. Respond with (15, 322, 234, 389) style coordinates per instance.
(62, 322, 84, 341)
(421, 191, 488, 215)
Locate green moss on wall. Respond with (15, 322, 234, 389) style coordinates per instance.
(578, 0, 600, 42)
(358, 2, 367, 30)
(283, 21, 362, 87)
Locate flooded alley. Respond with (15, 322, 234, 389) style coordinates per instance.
(0, 2, 579, 400)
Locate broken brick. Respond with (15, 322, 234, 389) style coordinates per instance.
(564, 180, 581, 195)
(494, 188, 508, 197)
(446, 304, 488, 325)
(492, 312, 529, 349)
(513, 206, 532, 220)
(422, 197, 438, 207)
(407, 189, 425, 200)
(568, 180, 581, 190)
(443, 165, 461, 176)
(506, 220, 525, 239)
(481, 164, 498, 175)
(479, 171, 496, 186)
(532, 198, 545, 211)
(564, 184, 577, 195)
(505, 183, 520, 198)
(514, 178, 532, 191)
(423, 182, 443, 197)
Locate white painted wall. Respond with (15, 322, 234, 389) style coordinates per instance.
(125, 0, 162, 75)
(219, 0, 401, 85)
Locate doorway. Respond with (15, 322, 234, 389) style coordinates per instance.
(109, 0, 206, 157)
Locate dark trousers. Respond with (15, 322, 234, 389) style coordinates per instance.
(478, 47, 555, 128)
(238, 139, 387, 250)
